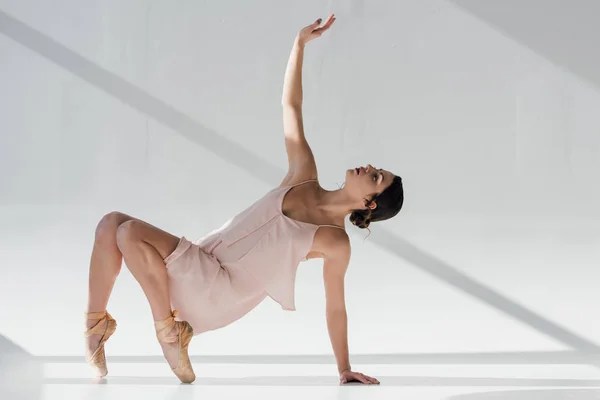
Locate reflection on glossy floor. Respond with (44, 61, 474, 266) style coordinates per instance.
(12, 362, 600, 400)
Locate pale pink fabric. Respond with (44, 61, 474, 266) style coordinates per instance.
(163, 180, 345, 335)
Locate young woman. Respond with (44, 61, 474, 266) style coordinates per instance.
(84, 14, 404, 385)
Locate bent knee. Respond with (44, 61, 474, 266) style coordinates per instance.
(115, 220, 142, 249)
(95, 211, 131, 243)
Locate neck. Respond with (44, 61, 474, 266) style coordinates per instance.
(314, 185, 363, 219)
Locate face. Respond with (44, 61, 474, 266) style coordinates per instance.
(344, 164, 395, 210)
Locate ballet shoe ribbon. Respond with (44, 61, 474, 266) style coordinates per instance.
(155, 310, 180, 344)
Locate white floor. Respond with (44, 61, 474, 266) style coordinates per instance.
(13, 362, 600, 400)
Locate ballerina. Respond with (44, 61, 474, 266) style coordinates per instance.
(84, 14, 403, 385)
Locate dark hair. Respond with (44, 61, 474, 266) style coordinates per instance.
(349, 175, 404, 232)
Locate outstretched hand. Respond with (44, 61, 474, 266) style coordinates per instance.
(339, 369, 380, 385)
(296, 14, 336, 45)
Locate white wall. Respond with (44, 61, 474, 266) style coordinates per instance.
(1, 0, 599, 358)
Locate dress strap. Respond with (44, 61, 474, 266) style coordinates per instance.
(318, 224, 346, 231)
(289, 179, 318, 188)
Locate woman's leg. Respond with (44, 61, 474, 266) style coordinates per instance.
(114, 217, 193, 377)
(86, 212, 183, 368)
(85, 211, 137, 360)
(114, 218, 180, 321)
(87, 212, 135, 311)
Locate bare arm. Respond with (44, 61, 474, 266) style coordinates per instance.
(279, 15, 336, 185)
(281, 38, 306, 108)
(322, 231, 379, 385)
(323, 236, 351, 374)
(281, 39, 315, 181)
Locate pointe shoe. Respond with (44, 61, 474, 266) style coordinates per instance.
(155, 310, 196, 384)
(84, 311, 117, 378)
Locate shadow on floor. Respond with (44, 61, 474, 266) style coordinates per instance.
(0, 335, 43, 400)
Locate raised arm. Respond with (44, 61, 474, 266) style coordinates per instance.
(279, 15, 336, 186)
(322, 230, 380, 385)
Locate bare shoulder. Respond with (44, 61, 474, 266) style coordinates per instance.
(309, 226, 351, 262)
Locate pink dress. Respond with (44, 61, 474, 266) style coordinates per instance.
(163, 179, 345, 335)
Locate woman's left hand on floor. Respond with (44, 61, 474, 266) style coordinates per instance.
(339, 369, 380, 385)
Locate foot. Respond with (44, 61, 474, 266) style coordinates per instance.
(158, 324, 183, 370)
(84, 311, 117, 378)
(85, 318, 105, 360)
(155, 310, 196, 384)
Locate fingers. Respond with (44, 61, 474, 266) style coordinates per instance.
(301, 17, 322, 34)
(356, 372, 378, 385)
(356, 373, 371, 384)
(314, 14, 336, 33)
(340, 372, 380, 385)
(298, 14, 336, 44)
(322, 14, 336, 29)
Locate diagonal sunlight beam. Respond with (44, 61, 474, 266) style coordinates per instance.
(448, 0, 600, 91)
(0, 10, 281, 185)
(371, 228, 600, 354)
(1, 9, 599, 358)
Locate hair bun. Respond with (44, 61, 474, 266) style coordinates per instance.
(350, 211, 371, 229)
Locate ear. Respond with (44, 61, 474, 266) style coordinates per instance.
(364, 198, 377, 210)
